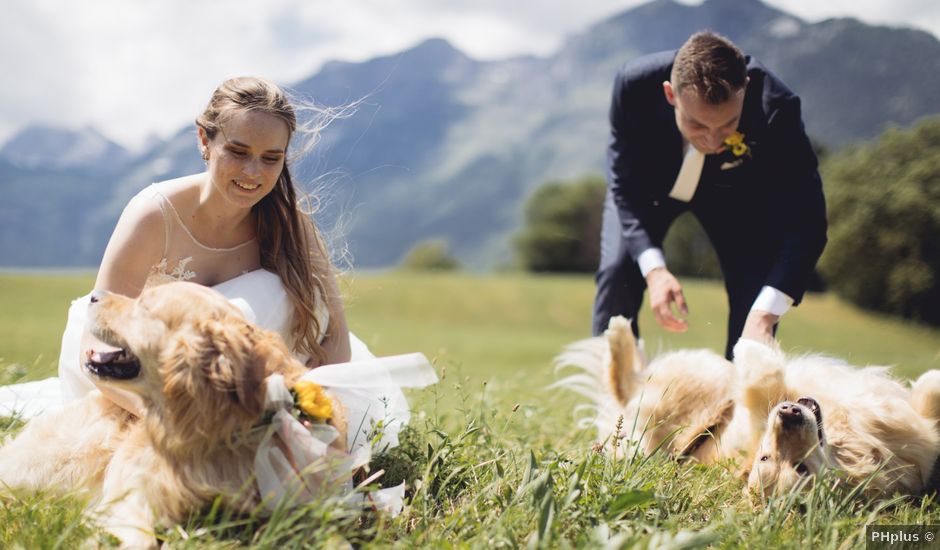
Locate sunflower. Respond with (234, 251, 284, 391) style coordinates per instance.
(292, 380, 333, 421)
(723, 131, 750, 157)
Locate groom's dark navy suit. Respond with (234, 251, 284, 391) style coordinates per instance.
(592, 50, 828, 358)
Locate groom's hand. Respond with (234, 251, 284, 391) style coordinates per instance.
(741, 309, 779, 344)
(646, 267, 689, 332)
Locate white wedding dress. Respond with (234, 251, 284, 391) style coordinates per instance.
(0, 185, 436, 514)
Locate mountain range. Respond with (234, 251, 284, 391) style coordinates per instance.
(2, 0, 939, 268)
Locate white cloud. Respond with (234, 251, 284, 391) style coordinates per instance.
(1, 0, 937, 150)
(764, 0, 940, 36)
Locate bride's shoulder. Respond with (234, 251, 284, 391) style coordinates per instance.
(133, 175, 203, 218)
(116, 178, 196, 243)
(151, 175, 202, 202)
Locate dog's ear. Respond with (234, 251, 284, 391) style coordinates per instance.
(213, 320, 308, 417)
(202, 319, 268, 418)
(217, 354, 266, 418)
(675, 399, 736, 460)
(236, 331, 300, 416)
(162, 332, 208, 403)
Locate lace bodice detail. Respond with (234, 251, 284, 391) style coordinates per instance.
(145, 257, 197, 287)
(134, 184, 260, 290)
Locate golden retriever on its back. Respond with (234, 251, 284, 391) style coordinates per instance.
(0, 282, 336, 548)
(556, 316, 940, 499)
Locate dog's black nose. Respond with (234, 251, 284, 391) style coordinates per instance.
(778, 402, 804, 428)
(89, 289, 106, 304)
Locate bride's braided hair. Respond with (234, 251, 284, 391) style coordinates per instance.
(196, 76, 333, 363)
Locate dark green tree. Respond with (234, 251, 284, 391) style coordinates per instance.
(399, 239, 460, 271)
(515, 174, 722, 277)
(819, 116, 940, 325)
(514, 175, 606, 272)
(662, 213, 721, 279)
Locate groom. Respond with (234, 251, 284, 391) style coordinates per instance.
(592, 31, 827, 359)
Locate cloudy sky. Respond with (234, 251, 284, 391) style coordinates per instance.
(3, 0, 938, 150)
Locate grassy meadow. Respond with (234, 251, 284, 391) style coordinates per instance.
(1, 271, 940, 548)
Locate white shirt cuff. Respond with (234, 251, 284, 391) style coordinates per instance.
(637, 248, 666, 278)
(751, 286, 794, 316)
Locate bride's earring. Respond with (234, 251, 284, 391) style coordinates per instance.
(202, 149, 210, 164)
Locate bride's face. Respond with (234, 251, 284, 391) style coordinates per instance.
(201, 110, 290, 209)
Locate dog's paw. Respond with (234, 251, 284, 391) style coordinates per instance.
(911, 370, 940, 423)
(603, 316, 641, 405)
(604, 316, 632, 342)
(734, 339, 783, 382)
(913, 370, 940, 393)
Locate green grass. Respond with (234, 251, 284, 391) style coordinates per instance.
(0, 273, 95, 379)
(1, 271, 940, 548)
(342, 271, 940, 382)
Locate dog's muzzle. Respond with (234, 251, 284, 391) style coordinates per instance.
(85, 348, 141, 380)
(777, 402, 808, 429)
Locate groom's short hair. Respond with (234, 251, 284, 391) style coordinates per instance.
(672, 31, 748, 105)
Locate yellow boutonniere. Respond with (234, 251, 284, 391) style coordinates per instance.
(724, 131, 749, 157)
(292, 380, 333, 422)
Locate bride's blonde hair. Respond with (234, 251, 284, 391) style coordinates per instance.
(196, 76, 339, 363)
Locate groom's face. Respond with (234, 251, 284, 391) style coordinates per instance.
(663, 81, 745, 154)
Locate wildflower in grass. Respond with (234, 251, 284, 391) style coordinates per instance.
(613, 414, 624, 449)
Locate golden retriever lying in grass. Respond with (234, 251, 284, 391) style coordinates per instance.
(556, 316, 940, 499)
(0, 282, 346, 548)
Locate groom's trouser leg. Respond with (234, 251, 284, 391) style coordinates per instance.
(722, 264, 772, 360)
(593, 252, 645, 338)
(593, 191, 645, 336)
(593, 190, 681, 337)
(695, 207, 777, 360)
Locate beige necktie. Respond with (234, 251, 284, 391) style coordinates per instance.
(668, 145, 705, 202)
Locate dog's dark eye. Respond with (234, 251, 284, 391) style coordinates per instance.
(795, 462, 809, 476)
(760, 455, 770, 462)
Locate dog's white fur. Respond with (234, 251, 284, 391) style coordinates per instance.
(555, 316, 940, 498)
(0, 282, 344, 548)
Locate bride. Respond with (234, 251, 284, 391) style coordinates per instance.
(0, 76, 434, 511)
(64, 75, 353, 410)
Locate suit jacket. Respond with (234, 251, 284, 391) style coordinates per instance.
(607, 50, 827, 305)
